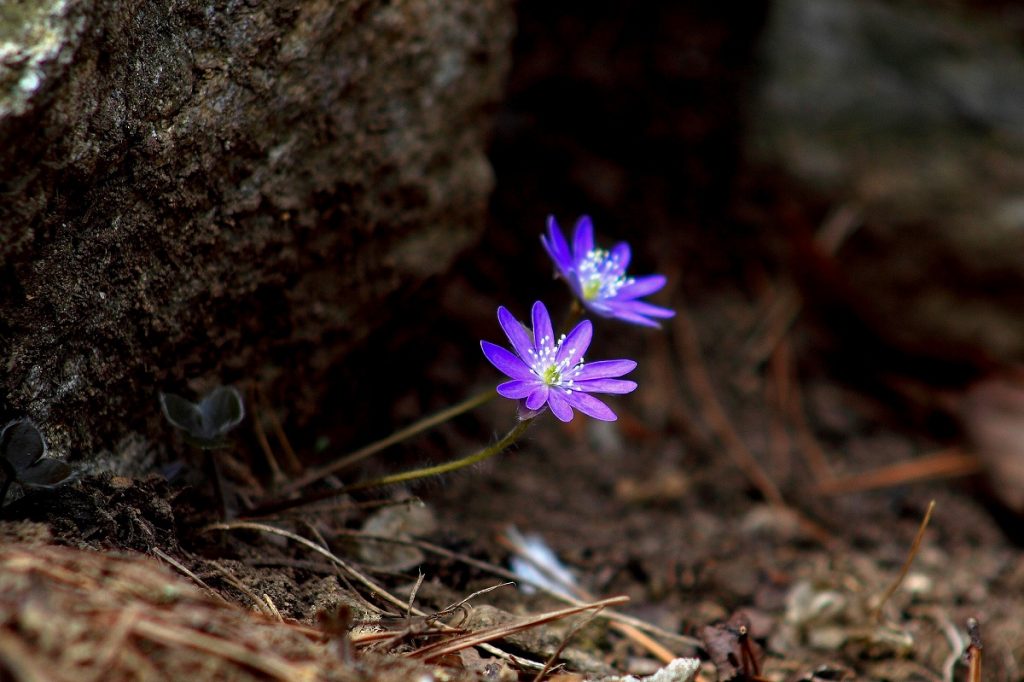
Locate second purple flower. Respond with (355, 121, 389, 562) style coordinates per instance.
(541, 215, 675, 328)
(480, 301, 637, 422)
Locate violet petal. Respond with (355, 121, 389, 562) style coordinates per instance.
(572, 215, 594, 260)
(497, 380, 539, 399)
(565, 392, 617, 421)
(543, 216, 573, 269)
(574, 359, 637, 381)
(497, 306, 535, 361)
(531, 300, 554, 348)
(525, 385, 550, 411)
(481, 341, 535, 380)
(557, 319, 592, 367)
(612, 274, 667, 301)
(574, 378, 638, 395)
(547, 389, 575, 422)
(611, 242, 631, 270)
(612, 299, 676, 318)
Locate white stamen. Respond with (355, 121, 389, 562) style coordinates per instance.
(577, 248, 634, 300)
(529, 333, 586, 388)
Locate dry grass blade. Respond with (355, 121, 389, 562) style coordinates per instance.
(204, 521, 412, 613)
(151, 547, 232, 606)
(208, 560, 276, 617)
(0, 631, 72, 682)
(257, 384, 304, 475)
(251, 389, 286, 486)
(263, 594, 284, 623)
(872, 500, 935, 622)
(0, 544, 391, 682)
(531, 610, 603, 682)
(404, 596, 629, 662)
(205, 521, 546, 670)
(497, 530, 679, 665)
(673, 304, 786, 508)
(406, 573, 426, 617)
(332, 528, 701, 650)
(673, 302, 836, 546)
(87, 605, 143, 681)
(131, 618, 316, 681)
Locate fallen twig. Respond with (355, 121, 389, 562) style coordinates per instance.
(964, 618, 982, 682)
(672, 302, 833, 545)
(816, 451, 981, 496)
(257, 384, 304, 476)
(672, 303, 786, 507)
(251, 389, 287, 487)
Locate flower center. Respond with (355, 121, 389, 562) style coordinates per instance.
(527, 334, 584, 389)
(577, 248, 633, 301)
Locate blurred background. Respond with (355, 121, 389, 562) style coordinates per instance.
(341, 0, 1024, 468)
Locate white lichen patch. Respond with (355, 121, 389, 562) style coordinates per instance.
(602, 658, 702, 682)
(0, 0, 84, 118)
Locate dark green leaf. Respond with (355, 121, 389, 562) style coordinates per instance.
(160, 393, 204, 435)
(18, 458, 73, 488)
(0, 419, 45, 471)
(198, 386, 245, 438)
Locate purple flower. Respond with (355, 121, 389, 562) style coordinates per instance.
(480, 301, 638, 422)
(541, 215, 675, 328)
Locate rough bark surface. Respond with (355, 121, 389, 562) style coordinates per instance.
(0, 0, 513, 458)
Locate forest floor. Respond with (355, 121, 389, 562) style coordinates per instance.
(3, 261, 1023, 681)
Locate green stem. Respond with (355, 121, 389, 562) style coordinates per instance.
(280, 388, 496, 495)
(339, 418, 532, 494)
(563, 300, 585, 330)
(204, 449, 229, 520)
(0, 475, 12, 509)
(247, 418, 532, 517)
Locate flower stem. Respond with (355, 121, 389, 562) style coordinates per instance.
(246, 418, 532, 517)
(279, 388, 496, 495)
(339, 418, 532, 494)
(204, 449, 229, 520)
(0, 476, 12, 509)
(560, 300, 585, 331)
